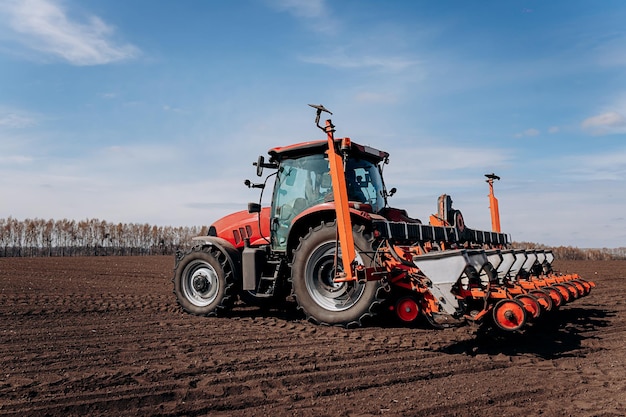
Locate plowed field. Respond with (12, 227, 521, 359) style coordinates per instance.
(0, 256, 624, 416)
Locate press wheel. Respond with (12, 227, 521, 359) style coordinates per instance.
(492, 299, 527, 332)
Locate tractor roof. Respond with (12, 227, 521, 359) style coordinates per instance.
(268, 139, 389, 163)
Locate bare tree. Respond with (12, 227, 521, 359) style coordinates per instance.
(1, 217, 621, 259)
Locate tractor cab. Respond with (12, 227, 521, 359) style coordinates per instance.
(259, 139, 389, 251)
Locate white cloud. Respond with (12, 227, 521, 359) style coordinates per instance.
(581, 94, 626, 135)
(300, 49, 421, 73)
(560, 148, 626, 181)
(499, 182, 626, 248)
(0, 151, 254, 227)
(581, 111, 626, 135)
(265, 0, 336, 34)
(269, 1, 422, 81)
(514, 128, 540, 138)
(582, 111, 625, 127)
(267, 0, 326, 18)
(594, 33, 626, 68)
(353, 92, 398, 104)
(384, 145, 511, 191)
(0, 0, 139, 65)
(0, 154, 33, 164)
(0, 111, 35, 128)
(162, 105, 183, 113)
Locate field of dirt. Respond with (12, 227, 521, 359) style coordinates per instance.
(0, 256, 624, 416)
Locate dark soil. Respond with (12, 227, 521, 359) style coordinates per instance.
(0, 257, 624, 416)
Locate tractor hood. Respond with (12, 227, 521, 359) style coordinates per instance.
(208, 207, 271, 248)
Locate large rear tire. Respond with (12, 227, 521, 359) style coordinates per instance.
(173, 246, 237, 316)
(290, 222, 384, 327)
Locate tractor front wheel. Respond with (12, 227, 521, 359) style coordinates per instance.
(290, 222, 384, 327)
(173, 246, 236, 316)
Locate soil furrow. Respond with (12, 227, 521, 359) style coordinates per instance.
(0, 257, 623, 416)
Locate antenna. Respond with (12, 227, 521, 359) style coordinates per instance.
(308, 104, 333, 131)
(484, 173, 501, 232)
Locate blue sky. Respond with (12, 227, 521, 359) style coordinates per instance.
(1, 0, 625, 248)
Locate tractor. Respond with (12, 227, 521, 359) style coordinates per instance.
(173, 105, 594, 331)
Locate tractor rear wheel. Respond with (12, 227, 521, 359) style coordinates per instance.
(173, 246, 236, 316)
(290, 221, 384, 327)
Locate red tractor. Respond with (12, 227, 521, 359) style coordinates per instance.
(173, 105, 594, 331)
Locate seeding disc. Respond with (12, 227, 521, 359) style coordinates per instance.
(530, 289, 554, 313)
(395, 297, 421, 323)
(492, 299, 527, 332)
(583, 278, 596, 288)
(569, 280, 585, 296)
(515, 294, 541, 320)
(577, 279, 592, 294)
(553, 284, 572, 303)
(543, 286, 564, 309)
(571, 279, 589, 296)
(562, 282, 580, 299)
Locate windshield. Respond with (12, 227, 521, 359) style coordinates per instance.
(345, 157, 385, 212)
(271, 154, 331, 250)
(270, 153, 385, 250)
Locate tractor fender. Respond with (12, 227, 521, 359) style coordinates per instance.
(286, 204, 372, 258)
(188, 236, 242, 281)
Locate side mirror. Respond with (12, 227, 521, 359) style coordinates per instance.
(255, 155, 265, 177)
(244, 179, 265, 189)
(248, 202, 261, 213)
(388, 187, 397, 197)
(253, 155, 278, 176)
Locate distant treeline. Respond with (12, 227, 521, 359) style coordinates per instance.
(0, 217, 624, 260)
(511, 242, 626, 261)
(0, 217, 207, 257)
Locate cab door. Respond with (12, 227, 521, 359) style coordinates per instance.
(270, 154, 331, 251)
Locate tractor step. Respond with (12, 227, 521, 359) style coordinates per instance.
(255, 259, 282, 296)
